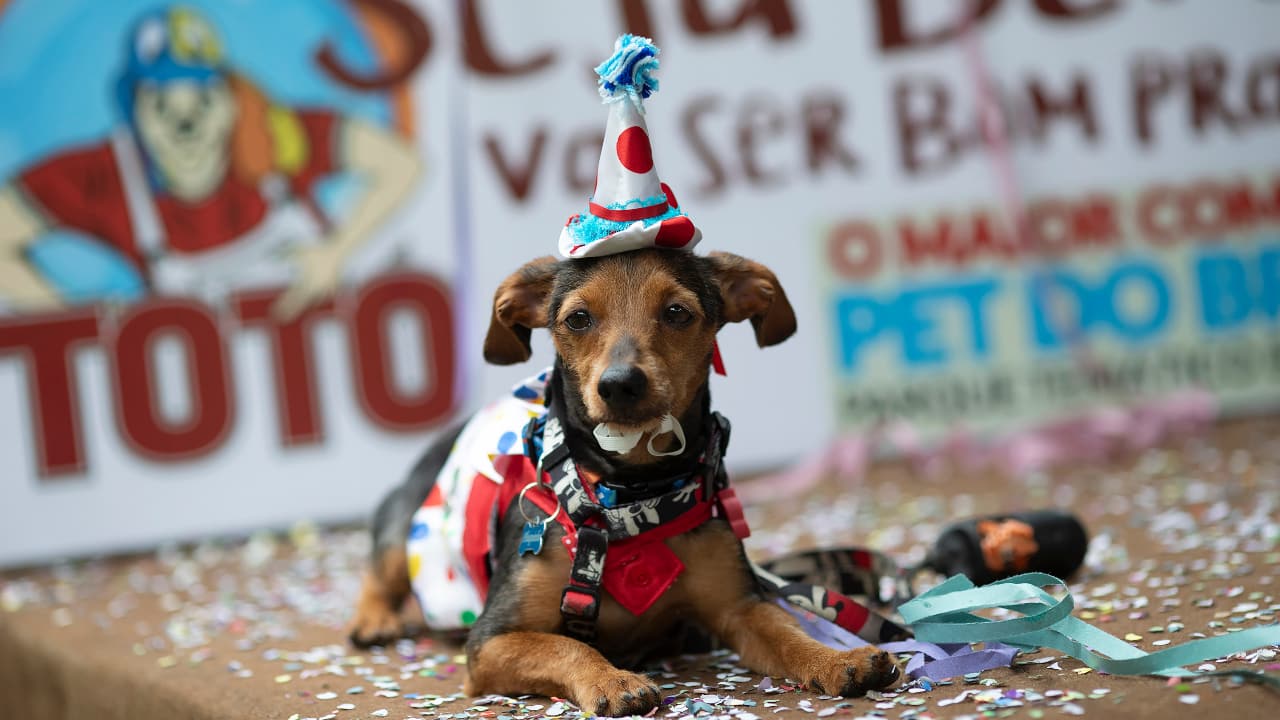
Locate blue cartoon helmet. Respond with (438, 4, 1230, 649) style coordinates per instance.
(116, 6, 227, 123)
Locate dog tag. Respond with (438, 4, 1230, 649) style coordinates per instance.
(519, 521, 547, 556)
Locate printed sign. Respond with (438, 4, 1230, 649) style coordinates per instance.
(825, 178, 1280, 433)
(0, 0, 457, 565)
(458, 1, 1280, 455)
(814, 2, 1280, 434)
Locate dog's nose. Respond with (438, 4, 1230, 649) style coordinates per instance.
(597, 365, 648, 408)
(176, 118, 196, 135)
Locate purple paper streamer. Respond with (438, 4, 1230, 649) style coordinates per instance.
(775, 599, 869, 650)
(778, 600, 1021, 679)
(881, 639, 1020, 680)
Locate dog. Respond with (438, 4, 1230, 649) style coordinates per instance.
(348, 249, 900, 715)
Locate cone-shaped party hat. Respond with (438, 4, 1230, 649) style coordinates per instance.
(557, 35, 701, 259)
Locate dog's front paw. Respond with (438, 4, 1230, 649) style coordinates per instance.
(572, 669, 662, 717)
(807, 647, 901, 697)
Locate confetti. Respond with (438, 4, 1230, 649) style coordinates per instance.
(3, 418, 1278, 720)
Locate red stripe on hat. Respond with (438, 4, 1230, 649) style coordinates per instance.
(589, 200, 670, 222)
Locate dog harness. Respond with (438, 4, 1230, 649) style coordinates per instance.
(406, 369, 909, 645)
(515, 391, 742, 642)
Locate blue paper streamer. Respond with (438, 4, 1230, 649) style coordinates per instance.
(901, 573, 1280, 678)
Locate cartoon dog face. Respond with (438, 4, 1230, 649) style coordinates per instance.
(133, 77, 235, 198)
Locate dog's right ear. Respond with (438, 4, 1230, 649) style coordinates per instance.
(483, 256, 560, 365)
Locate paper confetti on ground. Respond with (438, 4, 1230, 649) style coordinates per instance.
(3, 420, 1280, 718)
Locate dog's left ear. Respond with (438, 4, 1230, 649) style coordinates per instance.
(484, 256, 560, 365)
(708, 251, 797, 347)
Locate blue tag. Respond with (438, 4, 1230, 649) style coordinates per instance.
(518, 522, 546, 556)
(596, 484, 617, 508)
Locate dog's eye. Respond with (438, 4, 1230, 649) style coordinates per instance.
(564, 310, 593, 331)
(663, 304, 693, 327)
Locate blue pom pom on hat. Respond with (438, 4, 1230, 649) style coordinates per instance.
(557, 35, 701, 259)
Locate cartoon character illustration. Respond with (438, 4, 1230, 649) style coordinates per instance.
(0, 6, 421, 317)
(616, 497, 662, 536)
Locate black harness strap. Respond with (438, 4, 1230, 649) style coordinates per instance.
(561, 525, 607, 642)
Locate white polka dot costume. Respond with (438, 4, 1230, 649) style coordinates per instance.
(558, 34, 701, 259)
(405, 370, 550, 631)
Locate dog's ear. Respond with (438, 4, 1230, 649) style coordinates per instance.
(484, 256, 560, 364)
(708, 251, 797, 347)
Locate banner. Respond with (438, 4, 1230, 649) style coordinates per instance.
(2, 0, 1279, 565)
(459, 0, 1280, 452)
(0, 0, 457, 565)
(825, 178, 1280, 433)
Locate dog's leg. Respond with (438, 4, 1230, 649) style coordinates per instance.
(349, 424, 464, 647)
(679, 524, 899, 696)
(348, 544, 412, 647)
(349, 486, 415, 647)
(464, 525, 662, 715)
(705, 599, 899, 696)
(466, 631, 661, 716)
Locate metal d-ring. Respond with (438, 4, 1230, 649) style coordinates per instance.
(517, 480, 561, 526)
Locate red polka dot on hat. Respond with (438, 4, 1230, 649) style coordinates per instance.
(655, 216, 696, 248)
(616, 126, 654, 174)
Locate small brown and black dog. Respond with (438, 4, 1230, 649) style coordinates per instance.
(349, 249, 899, 714)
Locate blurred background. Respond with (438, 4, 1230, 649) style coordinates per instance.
(2, 0, 1279, 567)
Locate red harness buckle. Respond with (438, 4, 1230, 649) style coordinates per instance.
(561, 585, 601, 641)
(561, 585, 600, 619)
